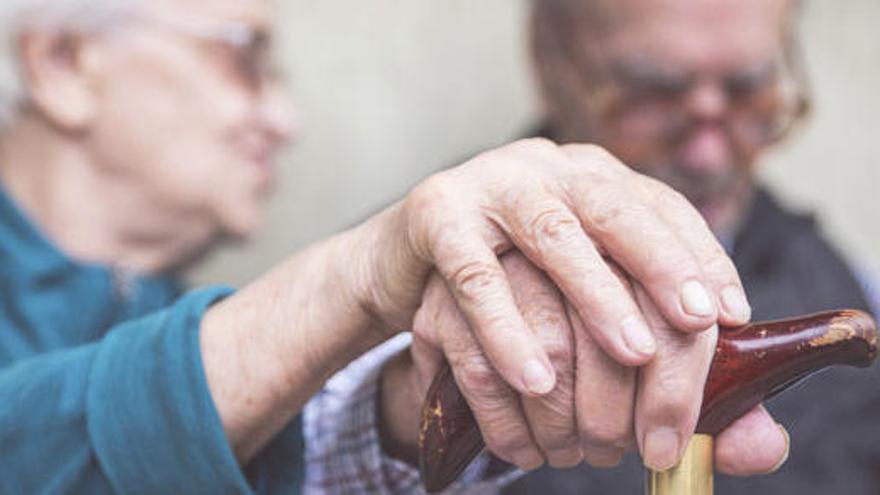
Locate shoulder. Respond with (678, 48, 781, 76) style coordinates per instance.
(735, 188, 873, 316)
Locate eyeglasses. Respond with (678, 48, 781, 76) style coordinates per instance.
(579, 46, 809, 152)
(122, 10, 283, 94)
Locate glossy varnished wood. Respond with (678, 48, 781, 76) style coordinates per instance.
(698, 310, 876, 434)
(419, 310, 878, 493)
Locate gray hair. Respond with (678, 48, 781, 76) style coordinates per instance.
(532, 0, 804, 38)
(0, 0, 137, 128)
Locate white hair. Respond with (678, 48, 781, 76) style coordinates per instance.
(0, 0, 137, 128)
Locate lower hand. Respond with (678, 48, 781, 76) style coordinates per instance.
(411, 251, 788, 474)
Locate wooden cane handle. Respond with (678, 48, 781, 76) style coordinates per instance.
(419, 310, 878, 492)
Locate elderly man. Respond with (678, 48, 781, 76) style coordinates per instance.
(494, 0, 880, 493)
(0, 0, 790, 493)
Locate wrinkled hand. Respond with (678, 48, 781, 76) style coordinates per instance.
(412, 252, 789, 474)
(365, 139, 752, 400)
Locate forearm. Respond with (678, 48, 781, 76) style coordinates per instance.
(200, 217, 403, 463)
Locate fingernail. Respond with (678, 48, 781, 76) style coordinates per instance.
(511, 449, 545, 471)
(522, 358, 555, 395)
(681, 280, 714, 317)
(643, 428, 682, 471)
(721, 285, 752, 323)
(769, 423, 791, 473)
(622, 316, 657, 357)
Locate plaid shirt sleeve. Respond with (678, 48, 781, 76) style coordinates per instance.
(855, 264, 880, 318)
(303, 333, 520, 494)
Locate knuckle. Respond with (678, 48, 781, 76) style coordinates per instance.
(702, 250, 739, 281)
(408, 173, 454, 213)
(482, 421, 535, 458)
(562, 142, 605, 159)
(448, 260, 503, 304)
(413, 281, 446, 329)
(563, 143, 628, 173)
(637, 246, 700, 288)
(541, 438, 581, 458)
(511, 137, 559, 157)
(581, 192, 638, 236)
(523, 300, 571, 334)
(526, 208, 582, 253)
(453, 352, 506, 398)
(648, 176, 688, 206)
(411, 306, 431, 338)
(587, 144, 616, 161)
(531, 414, 578, 452)
(661, 395, 694, 420)
(632, 173, 679, 206)
(663, 187, 691, 210)
(405, 174, 462, 251)
(543, 336, 575, 371)
(578, 415, 631, 448)
(649, 378, 700, 421)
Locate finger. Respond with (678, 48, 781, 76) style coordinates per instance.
(502, 253, 582, 468)
(638, 175, 752, 326)
(438, 298, 545, 470)
(414, 267, 544, 469)
(715, 404, 790, 476)
(562, 144, 720, 333)
(411, 274, 458, 396)
(496, 192, 657, 367)
(570, 304, 636, 468)
(633, 283, 717, 471)
(431, 228, 557, 397)
(410, 337, 445, 401)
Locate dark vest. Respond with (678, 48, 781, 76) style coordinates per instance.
(502, 188, 878, 495)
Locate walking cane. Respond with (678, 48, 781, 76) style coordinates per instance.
(419, 310, 878, 495)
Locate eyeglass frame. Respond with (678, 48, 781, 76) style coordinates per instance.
(561, 20, 811, 151)
(109, 8, 285, 95)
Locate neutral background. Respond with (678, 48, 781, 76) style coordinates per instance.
(190, 0, 880, 287)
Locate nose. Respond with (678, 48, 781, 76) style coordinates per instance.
(685, 80, 729, 123)
(679, 81, 733, 173)
(258, 82, 300, 146)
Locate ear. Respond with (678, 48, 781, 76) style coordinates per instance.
(18, 31, 103, 133)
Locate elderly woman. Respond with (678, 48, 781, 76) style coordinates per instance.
(0, 0, 787, 493)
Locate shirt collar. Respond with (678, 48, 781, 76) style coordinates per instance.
(0, 180, 182, 299)
(0, 181, 74, 280)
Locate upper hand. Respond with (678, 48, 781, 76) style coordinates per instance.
(365, 138, 751, 397)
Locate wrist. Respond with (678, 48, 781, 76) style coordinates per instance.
(350, 200, 432, 333)
(282, 229, 392, 380)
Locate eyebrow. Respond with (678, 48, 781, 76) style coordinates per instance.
(609, 57, 778, 84)
(609, 59, 690, 86)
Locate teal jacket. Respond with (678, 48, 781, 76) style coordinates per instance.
(0, 186, 303, 494)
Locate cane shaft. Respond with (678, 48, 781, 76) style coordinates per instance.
(647, 435, 714, 495)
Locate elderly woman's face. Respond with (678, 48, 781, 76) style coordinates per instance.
(88, 0, 296, 239)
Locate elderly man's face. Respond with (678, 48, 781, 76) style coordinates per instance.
(88, 0, 295, 239)
(538, 0, 802, 230)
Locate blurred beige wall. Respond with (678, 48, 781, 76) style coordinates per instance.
(190, 0, 880, 287)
